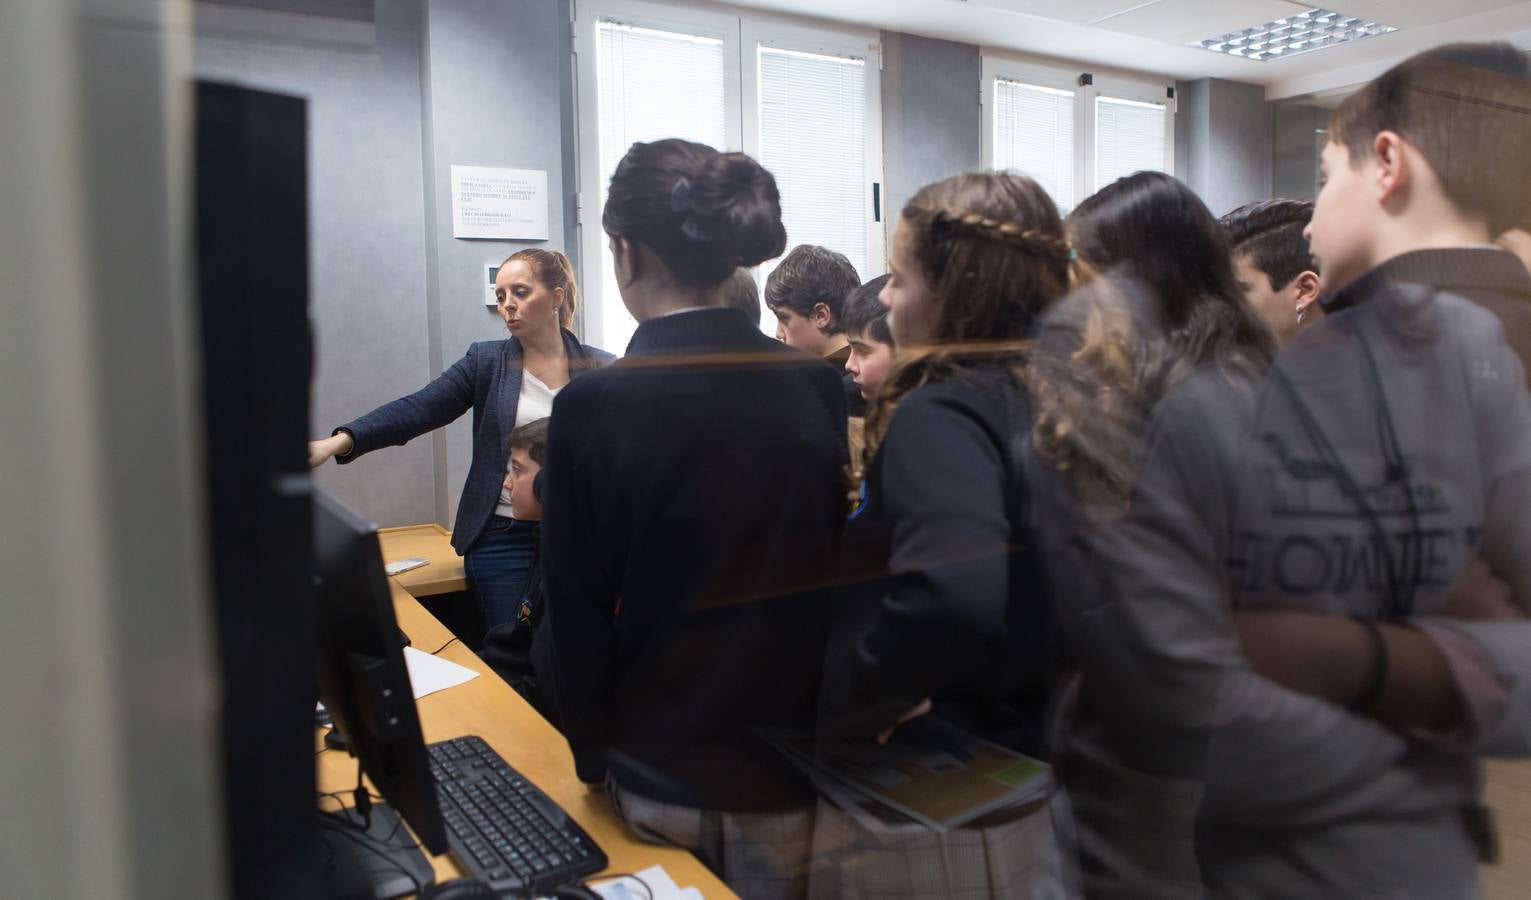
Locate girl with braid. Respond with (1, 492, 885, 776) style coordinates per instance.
(812, 172, 1092, 898)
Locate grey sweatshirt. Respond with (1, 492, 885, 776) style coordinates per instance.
(1052, 249, 1531, 899)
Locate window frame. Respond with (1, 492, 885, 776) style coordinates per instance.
(573, 0, 741, 350)
(740, 18, 885, 292)
(573, 0, 885, 347)
(980, 58, 1085, 213)
(980, 53, 1176, 205)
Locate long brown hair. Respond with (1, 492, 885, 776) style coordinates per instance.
(863, 173, 1089, 463)
(502, 248, 578, 330)
(1067, 171, 1275, 404)
(1023, 276, 1144, 514)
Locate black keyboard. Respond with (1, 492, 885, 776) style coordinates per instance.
(427, 735, 607, 893)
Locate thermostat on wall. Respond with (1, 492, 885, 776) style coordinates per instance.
(485, 263, 499, 307)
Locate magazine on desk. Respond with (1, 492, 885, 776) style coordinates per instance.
(764, 716, 1053, 832)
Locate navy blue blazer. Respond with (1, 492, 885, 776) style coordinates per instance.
(535, 308, 849, 811)
(335, 329, 614, 554)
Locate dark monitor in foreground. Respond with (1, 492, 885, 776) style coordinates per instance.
(195, 79, 321, 900)
(313, 490, 448, 894)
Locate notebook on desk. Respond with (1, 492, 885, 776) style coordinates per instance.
(765, 716, 1053, 832)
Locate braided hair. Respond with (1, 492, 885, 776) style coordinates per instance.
(864, 172, 1091, 464)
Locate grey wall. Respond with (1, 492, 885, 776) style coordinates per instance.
(881, 31, 981, 225)
(201, 0, 375, 20)
(420, 0, 574, 528)
(1174, 77, 1272, 218)
(1273, 102, 1330, 200)
(192, 0, 572, 531)
(195, 0, 435, 527)
(1174, 78, 1207, 196)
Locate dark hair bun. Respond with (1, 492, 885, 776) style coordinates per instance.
(688, 152, 787, 269)
(602, 139, 788, 287)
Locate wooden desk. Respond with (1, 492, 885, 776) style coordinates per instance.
(316, 578, 733, 897)
(1485, 759, 1531, 899)
(377, 523, 466, 597)
(354, 524, 1531, 897)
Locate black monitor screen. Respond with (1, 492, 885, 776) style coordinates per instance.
(313, 490, 448, 854)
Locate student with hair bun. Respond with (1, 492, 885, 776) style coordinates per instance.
(307, 248, 614, 630)
(535, 139, 848, 897)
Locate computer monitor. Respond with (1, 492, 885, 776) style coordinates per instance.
(195, 79, 322, 900)
(313, 490, 450, 862)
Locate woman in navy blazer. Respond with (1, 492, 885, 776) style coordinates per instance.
(308, 249, 614, 628)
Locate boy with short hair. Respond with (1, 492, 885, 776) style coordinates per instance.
(480, 418, 556, 716)
(840, 274, 894, 403)
(1219, 198, 1321, 344)
(719, 267, 764, 329)
(765, 244, 866, 414)
(1202, 42, 1531, 897)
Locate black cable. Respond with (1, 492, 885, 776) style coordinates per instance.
(317, 787, 428, 891)
(320, 784, 421, 852)
(353, 759, 373, 831)
(316, 789, 358, 815)
(428, 636, 462, 655)
(315, 816, 425, 898)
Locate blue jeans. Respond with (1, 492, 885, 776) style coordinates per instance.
(463, 516, 538, 630)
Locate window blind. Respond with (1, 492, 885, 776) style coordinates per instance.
(756, 46, 869, 299)
(992, 78, 1076, 214)
(596, 21, 727, 351)
(1095, 95, 1167, 190)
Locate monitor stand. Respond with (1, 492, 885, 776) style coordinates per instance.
(316, 802, 436, 899)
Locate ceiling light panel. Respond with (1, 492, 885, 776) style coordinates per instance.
(1191, 7, 1397, 62)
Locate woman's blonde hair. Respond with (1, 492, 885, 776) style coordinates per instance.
(501, 248, 578, 330)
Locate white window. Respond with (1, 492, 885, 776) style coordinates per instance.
(592, 19, 730, 352)
(991, 79, 1076, 214)
(577, 2, 739, 352)
(575, 1, 882, 350)
(753, 46, 870, 285)
(1095, 95, 1168, 188)
(981, 56, 1174, 217)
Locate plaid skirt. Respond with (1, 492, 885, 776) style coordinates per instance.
(607, 779, 816, 899)
(804, 790, 1080, 899)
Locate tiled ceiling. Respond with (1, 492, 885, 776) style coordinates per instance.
(1090, 0, 1306, 45)
(728, 0, 1531, 97)
(967, 0, 1525, 34)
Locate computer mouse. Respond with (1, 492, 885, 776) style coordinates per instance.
(552, 885, 602, 900)
(418, 877, 499, 900)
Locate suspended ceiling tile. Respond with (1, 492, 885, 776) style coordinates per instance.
(1317, 0, 1527, 28)
(952, 0, 1163, 27)
(1094, 0, 1308, 46)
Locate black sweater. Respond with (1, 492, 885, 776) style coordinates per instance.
(820, 364, 1058, 756)
(535, 308, 848, 811)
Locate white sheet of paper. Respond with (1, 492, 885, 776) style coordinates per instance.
(402, 645, 478, 699)
(590, 864, 690, 900)
(450, 164, 548, 240)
